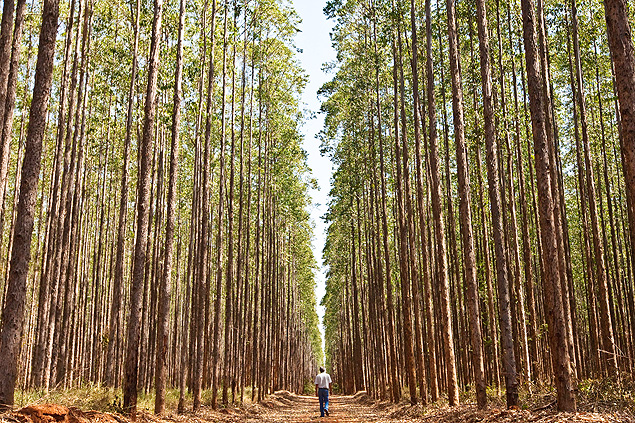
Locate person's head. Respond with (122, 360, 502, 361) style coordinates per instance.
(319, 366, 325, 373)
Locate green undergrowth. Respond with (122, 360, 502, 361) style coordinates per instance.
(303, 378, 317, 395)
(577, 375, 635, 413)
(393, 375, 635, 414)
(14, 384, 127, 413)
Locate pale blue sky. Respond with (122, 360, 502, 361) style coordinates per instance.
(293, 0, 336, 358)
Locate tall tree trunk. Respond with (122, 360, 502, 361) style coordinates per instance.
(155, 0, 185, 413)
(193, 0, 217, 411)
(106, 0, 140, 387)
(0, 0, 26, 218)
(401, 0, 428, 404)
(424, 0, 459, 405)
(475, 0, 518, 407)
(122, 0, 163, 416)
(395, 3, 425, 404)
(595, 39, 628, 375)
(211, 0, 228, 410)
(371, 0, 398, 402)
(0, 0, 15, 162)
(349, 218, 365, 392)
(391, 25, 416, 404)
(55, 0, 91, 386)
(445, 0, 486, 408)
(407, 0, 439, 404)
(536, 0, 578, 379)
(520, 0, 576, 410)
(222, 9, 238, 403)
(571, 0, 618, 376)
(509, 4, 539, 382)
(495, 0, 530, 384)
(0, 0, 61, 408)
(251, 67, 263, 402)
(603, 0, 635, 373)
(36, 0, 82, 390)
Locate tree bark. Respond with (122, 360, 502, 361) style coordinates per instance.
(211, 0, 228, 410)
(571, 0, 618, 376)
(445, 0, 486, 408)
(122, 0, 163, 416)
(603, 0, 635, 375)
(106, 0, 140, 387)
(370, 0, 398, 403)
(475, 0, 519, 407)
(0, 0, 61, 409)
(521, 0, 576, 410)
(509, 4, 539, 382)
(0, 0, 26, 219)
(424, 0, 459, 406)
(391, 25, 416, 404)
(155, 0, 185, 413)
(0, 0, 15, 145)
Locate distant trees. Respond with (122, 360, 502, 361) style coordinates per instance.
(0, 0, 322, 414)
(322, 0, 635, 412)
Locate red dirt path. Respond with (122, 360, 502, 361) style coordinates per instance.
(1, 391, 632, 422)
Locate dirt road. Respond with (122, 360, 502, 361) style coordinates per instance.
(3, 390, 632, 422)
(251, 392, 382, 422)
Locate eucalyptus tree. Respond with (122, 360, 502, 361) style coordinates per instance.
(106, 0, 141, 388)
(321, 0, 635, 410)
(444, 0, 486, 408)
(570, 0, 617, 376)
(0, 0, 27, 217)
(474, 0, 518, 407)
(604, 2, 635, 347)
(154, 0, 185, 414)
(0, 0, 323, 414)
(122, 0, 163, 415)
(0, 0, 61, 409)
(423, 0, 459, 404)
(519, 0, 576, 410)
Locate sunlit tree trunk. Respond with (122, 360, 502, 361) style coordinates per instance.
(155, 0, 185, 413)
(106, 0, 140, 387)
(391, 25, 417, 404)
(603, 0, 635, 375)
(445, 0, 486, 407)
(424, 0, 459, 405)
(521, 0, 576, 410)
(122, 0, 163, 416)
(0, 0, 61, 408)
(475, 0, 518, 407)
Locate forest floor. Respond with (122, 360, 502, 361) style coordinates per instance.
(2, 389, 634, 423)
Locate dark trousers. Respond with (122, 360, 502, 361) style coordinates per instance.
(318, 388, 329, 416)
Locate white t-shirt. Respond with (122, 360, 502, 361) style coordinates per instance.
(315, 372, 332, 389)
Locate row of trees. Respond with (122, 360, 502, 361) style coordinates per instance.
(0, 0, 322, 417)
(321, 0, 635, 413)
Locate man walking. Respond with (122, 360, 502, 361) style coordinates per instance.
(315, 366, 332, 417)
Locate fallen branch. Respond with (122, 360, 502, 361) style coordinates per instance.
(532, 400, 557, 412)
